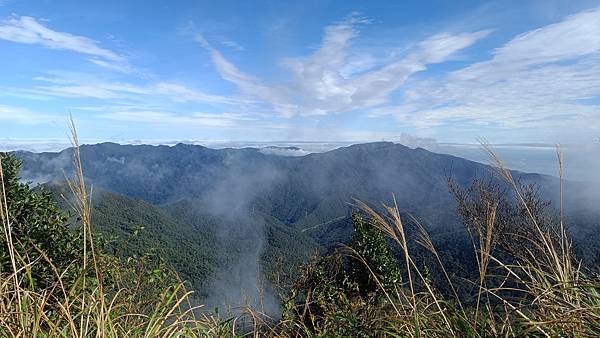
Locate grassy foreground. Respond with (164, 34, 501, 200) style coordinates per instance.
(1, 125, 599, 337)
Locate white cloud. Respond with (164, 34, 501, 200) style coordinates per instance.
(491, 9, 600, 66)
(30, 74, 148, 99)
(102, 110, 255, 128)
(195, 33, 289, 112)
(0, 139, 72, 153)
(220, 38, 244, 51)
(197, 16, 488, 117)
(372, 8, 600, 139)
(2, 72, 243, 106)
(154, 82, 248, 105)
(414, 31, 492, 64)
(259, 146, 309, 157)
(88, 58, 136, 74)
(0, 105, 57, 124)
(0, 16, 131, 72)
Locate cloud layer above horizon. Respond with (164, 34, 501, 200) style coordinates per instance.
(0, 0, 599, 144)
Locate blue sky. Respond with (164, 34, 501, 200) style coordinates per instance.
(1, 0, 599, 144)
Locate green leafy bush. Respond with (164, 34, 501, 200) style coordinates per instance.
(0, 153, 83, 289)
(281, 212, 403, 336)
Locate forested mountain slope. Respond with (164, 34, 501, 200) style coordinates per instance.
(16, 142, 600, 302)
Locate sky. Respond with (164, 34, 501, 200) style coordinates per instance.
(1, 0, 600, 145)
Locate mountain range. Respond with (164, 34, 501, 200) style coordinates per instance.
(12, 141, 600, 310)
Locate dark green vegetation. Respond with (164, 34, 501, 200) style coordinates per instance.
(2, 142, 600, 336)
(90, 193, 318, 301)
(0, 154, 82, 290)
(1, 152, 227, 336)
(278, 190, 600, 337)
(281, 214, 405, 336)
(14, 142, 600, 310)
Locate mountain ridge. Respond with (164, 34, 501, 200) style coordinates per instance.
(11, 141, 600, 306)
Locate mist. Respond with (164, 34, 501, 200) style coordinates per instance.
(9, 139, 600, 317)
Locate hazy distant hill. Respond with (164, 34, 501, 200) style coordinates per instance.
(14, 141, 600, 304)
(15, 141, 560, 231)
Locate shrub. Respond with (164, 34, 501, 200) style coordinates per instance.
(280, 213, 403, 336)
(0, 153, 83, 290)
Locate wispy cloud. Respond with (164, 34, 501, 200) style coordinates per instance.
(0, 105, 57, 124)
(88, 58, 136, 74)
(220, 38, 244, 51)
(0, 16, 131, 72)
(195, 33, 288, 112)
(102, 110, 256, 128)
(2, 71, 244, 105)
(373, 8, 600, 136)
(31, 73, 147, 99)
(197, 15, 489, 117)
(4, 8, 598, 143)
(153, 82, 248, 105)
